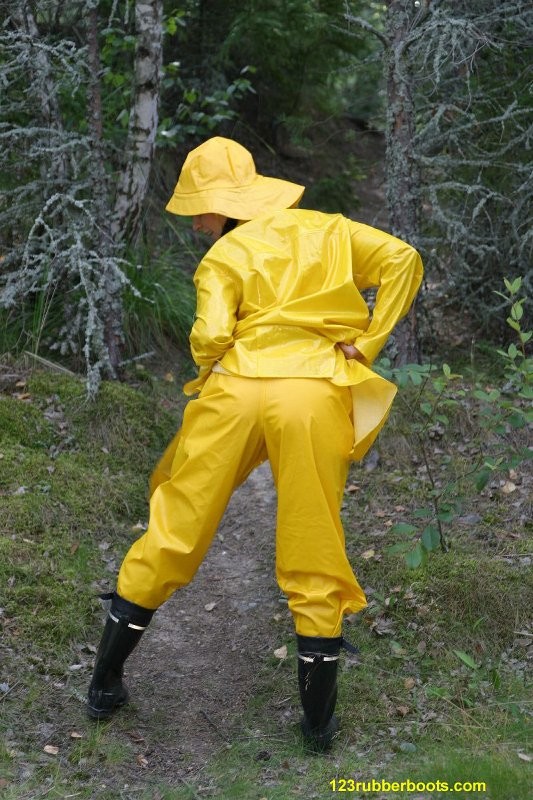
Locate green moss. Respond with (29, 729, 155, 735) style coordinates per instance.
(0, 527, 98, 654)
(0, 395, 54, 448)
(355, 549, 531, 653)
(28, 372, 180, 464)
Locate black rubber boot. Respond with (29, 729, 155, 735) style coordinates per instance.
(297, 635, 342, 752)
(87, 593, 154, 721)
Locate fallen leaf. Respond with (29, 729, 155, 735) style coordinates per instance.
(361, 548, 375, 560)
(369, 616, 395, 636)
(43, 745, 59, 755)
(204, 602, 217, 612)
(346, 483, 360, 493)
(502, 481, 517, 494)
(70, 541, 80, 555)
(396, 705, 410, 716)
(453, 649, 479, 670)
(517, 752, 532, 762)
(404, 677, 416, 690)
(164, 372, 175, 383)
(390, 641, 406, 656)
(274, 645, 288, 660)
(136, 754, 148, 768)
(69, 731, 83, 739)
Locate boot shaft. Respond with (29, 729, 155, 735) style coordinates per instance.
(87, 593, 154, 720)
(296, 635, 341, 733)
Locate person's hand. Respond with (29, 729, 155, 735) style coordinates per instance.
(338, 343, 366, 361)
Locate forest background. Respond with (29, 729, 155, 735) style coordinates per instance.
(0, 2, 532, 799)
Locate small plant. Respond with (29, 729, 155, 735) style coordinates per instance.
(376, 359, 467, 567)
(377, 277, 531, 568)
(474, 276, 532, 490)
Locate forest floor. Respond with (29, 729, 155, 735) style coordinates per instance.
(1, 355, 531, 800)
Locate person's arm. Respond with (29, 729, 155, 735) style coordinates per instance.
(347, 221, 423, 364)
(189, 258, 240, 368)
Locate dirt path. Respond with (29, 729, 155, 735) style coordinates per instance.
(120, 462, 283, 780)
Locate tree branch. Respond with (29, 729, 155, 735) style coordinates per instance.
(341, 15, 389, 48)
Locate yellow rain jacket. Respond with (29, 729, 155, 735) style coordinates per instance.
(183, 209, 423, 461)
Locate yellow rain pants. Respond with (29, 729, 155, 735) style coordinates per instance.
(117, 373, 367, 637)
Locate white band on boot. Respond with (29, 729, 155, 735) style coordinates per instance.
(298, 654, 339, 662)
(109, 612, 147, 630)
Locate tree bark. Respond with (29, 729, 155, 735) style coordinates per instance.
(111, 0, 163, 244)
(87, 2, 123, 375)
(384, 0, 422, 364)
(345, 1, 424, 364)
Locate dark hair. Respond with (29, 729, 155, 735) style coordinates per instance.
(222, 218, 239, 236)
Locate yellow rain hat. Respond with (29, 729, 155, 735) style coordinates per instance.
(166, 137, 305, 220)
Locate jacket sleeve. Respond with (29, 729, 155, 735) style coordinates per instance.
(189, 258, 240, 368)
(348, 221, 423, 364)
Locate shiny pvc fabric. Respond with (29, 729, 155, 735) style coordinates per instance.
(183, 209, 422, 460)
(117, 373, 367, 637)
(165, 137, 304, 220)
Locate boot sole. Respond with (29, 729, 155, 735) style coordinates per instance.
(87, 702, 125, 720)
(301, 714, 340, 752)
(86, 693, 128, 721)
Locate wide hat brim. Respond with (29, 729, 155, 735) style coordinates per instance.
(165, 174, 305, 220)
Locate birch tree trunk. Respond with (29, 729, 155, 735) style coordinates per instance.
(112, 0, 163, 244)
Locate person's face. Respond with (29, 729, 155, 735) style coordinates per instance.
(192, 213, 227, 240)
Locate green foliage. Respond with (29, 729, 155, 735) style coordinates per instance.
(158, 65, 255, 145)
(219, 0, 379, 135)
(302, 154, 365, 214)
(494, 277, 533, 393)
(375, 278, 531, 569)
(121, 244, 196, 354)
(375, 359, 463, 565)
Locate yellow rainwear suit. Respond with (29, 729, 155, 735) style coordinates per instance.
(117, 209, 423, 637)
